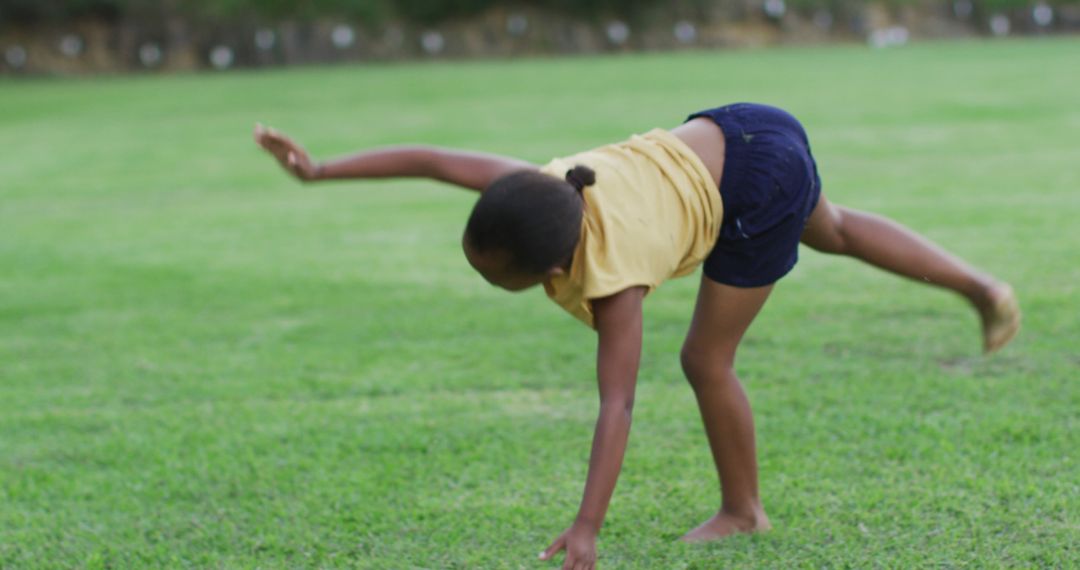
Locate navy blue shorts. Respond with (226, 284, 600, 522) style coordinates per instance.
(686, 103, 823, 288)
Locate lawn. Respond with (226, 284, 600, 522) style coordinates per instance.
(1, 38, 1078, 568)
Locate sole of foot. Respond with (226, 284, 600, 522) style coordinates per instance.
(980, 283, 1021, 354)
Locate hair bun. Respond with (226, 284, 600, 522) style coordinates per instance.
(565, 165, 596, 193)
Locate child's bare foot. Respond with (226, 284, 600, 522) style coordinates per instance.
(679, 507, 771, 542)
(975, 282, 1021, 354)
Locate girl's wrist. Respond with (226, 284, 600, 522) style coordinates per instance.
(572, 515, 601, 535)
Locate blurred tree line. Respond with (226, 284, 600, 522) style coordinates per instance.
(2, 0, 1071, 26)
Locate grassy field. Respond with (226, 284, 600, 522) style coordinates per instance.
(2, 38, 1078, 568)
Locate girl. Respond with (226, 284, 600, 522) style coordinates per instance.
(255, 103, 1020, 570)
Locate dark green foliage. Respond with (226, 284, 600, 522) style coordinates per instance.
(6, 1, 1074, 27)
(0, 0, 662, 25)
(785, 0, 1077, 12)
(0, 0, 124, 23)
(394, 0, 499, 25)
(525, 0, 664, 18)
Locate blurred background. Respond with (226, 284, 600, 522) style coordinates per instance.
(3, 1, 1079, 568)
(2, 0, 1078, 74)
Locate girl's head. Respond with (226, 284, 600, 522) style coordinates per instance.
(463, 165, 595, 291)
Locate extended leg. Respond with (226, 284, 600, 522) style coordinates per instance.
(679, 278, 774, 542)
(800, 195, 1020, 352)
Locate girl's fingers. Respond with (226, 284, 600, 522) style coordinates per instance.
(264, 133, 283, 150)
(257, 128, 289, 150)
(271, 132, 295, 149)
(255, 124, 298, 150)
(539, 536, 565, 560)
(255, 125, 278, 148)
(257, 135, 285, 158)
(274, 139, 303, 161)
(254, 125, 311, 179)
(274, 142, 293, 160)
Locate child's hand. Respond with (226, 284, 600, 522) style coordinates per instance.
(538, 523, 597, 570)
(253, 123, 321, 181)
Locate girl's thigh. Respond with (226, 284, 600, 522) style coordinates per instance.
(684, 276, 774, 367)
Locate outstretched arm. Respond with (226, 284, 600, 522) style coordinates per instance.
(254, 123, 535, 192)
(540, 286, 646, 570)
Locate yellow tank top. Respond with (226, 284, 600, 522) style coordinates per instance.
(540, 128, 723, 328)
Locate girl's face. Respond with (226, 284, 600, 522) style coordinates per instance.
(462, 241, 556, 292)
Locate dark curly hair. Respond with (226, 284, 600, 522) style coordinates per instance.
(464, 165, 596, 274)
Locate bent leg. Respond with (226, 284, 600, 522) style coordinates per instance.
(679, 277, 773, 542)
(800, 195, 1020, 352)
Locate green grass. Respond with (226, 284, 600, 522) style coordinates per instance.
(2, 38, 1078, 568)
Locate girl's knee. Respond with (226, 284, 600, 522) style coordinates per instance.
(680, 342, 736, 387)
(805, 205, 849, 254)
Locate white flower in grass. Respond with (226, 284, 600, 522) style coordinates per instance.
(606, 21, 630, 45)
(332, 25, 356, 49)
(210, 45, 234, 69)
(5, 45, 27, 68)
(139, 43, 163, 67)
(507, 14, 528, 36)
(1033, 3, 1054, 27)
(59, 35, 83, 58)
(421, 31, 445, 55)
(990, 14, 1011, 37)
(868, 27, 910, 49)
(674, 21, 697, 44)
(764, 0, 786, 19)
(254, 29, 276, 51)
